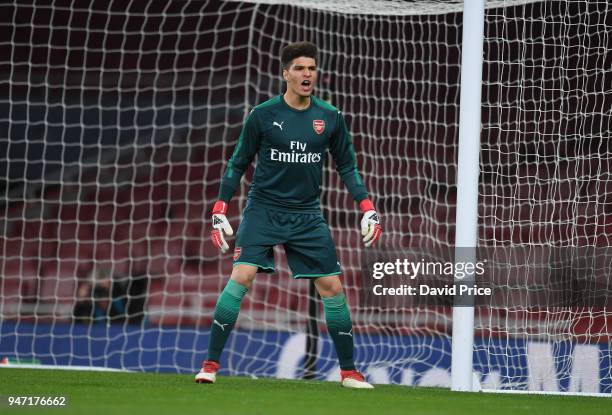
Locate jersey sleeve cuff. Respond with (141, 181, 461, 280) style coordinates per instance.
(212, 201, 228, 215)
(359, 199, 375, 213)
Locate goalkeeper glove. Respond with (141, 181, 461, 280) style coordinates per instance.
(359, 199, 382, 247)
(211, 201, 233, 253)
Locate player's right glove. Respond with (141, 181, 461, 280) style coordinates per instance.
(211, 201, 233, 254)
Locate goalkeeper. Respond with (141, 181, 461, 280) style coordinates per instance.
(195, 41, 382, 389)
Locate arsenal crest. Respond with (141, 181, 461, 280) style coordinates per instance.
(313, 119, 325, 135)
(233, 247, 242, 261)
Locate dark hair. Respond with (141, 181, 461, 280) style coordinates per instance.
(280, 41, 317, 69)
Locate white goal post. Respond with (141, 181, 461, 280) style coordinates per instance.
(1, 0, 610, 395)
(451, 0, 485, 393)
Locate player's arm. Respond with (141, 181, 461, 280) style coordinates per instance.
(329, 111, 382, 247)
(212, 110, 262, 253)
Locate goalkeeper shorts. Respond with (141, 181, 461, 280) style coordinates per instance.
(232, 204, 342, 279)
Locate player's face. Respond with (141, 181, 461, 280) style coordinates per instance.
(283, 57, 317, 98)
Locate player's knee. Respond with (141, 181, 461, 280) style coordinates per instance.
(230, 265, 257, 289)
(314, 275, 343, 298)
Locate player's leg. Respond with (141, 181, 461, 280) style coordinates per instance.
(195, 264, 256, 384)
(314, 276, 373, 389)
(313, 275, 354, 370)
(197, 204, 280, 383)
(284, 212, 372, 388)
(207, 265, 257, 362)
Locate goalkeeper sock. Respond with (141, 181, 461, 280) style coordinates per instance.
(207, 279, 248, 362)
(322, 293, 356, 371)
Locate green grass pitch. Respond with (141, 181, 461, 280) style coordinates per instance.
(0, 368, 610, 414)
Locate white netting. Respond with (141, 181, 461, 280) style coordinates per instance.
(228, 0, 545, 16)
(0, 0, 610, 392)
(477, 0, 611, 392)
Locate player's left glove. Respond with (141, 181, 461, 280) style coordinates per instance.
(359, 199, 382, 247)
(211, 201, 233, 254)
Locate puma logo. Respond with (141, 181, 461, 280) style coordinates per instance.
(273, 121, 284, 131)
(213, 319, 228, 331)
(338, 329, 353, 337)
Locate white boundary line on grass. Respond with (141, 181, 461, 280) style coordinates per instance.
(0, 363, 133, 373)
(481, 389, 612, 399)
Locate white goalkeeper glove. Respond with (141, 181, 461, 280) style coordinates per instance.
(211, 201, 234, 254)
(359, 199, 382, 247)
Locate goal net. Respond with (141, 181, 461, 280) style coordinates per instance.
(1, 0, 610, 393)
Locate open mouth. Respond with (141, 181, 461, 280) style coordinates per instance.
(301, 80, 311, 87)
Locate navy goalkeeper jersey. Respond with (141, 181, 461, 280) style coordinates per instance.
(218, 95, 368, 211)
